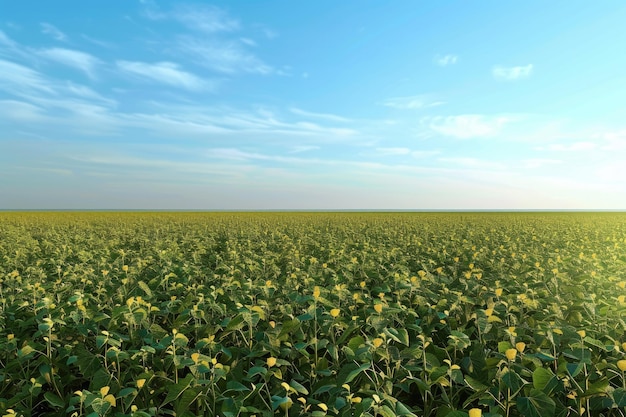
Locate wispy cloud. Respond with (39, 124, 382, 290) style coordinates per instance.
(382, 95, 444, 110)
(438, 157, 505, 170)
(523, 158, 563, 169)
(288, 145, 320, 153)
(37, 48, 101, 79)
(541, 141, 597, 152)
(434, 54, 458, 66)
(0, 59, 55, 94)
(375, 147, 411, 156)
(40, 23, 67, 42)
(116, 61, 215, 91)
(290, 107, 351, 123)
(492, 64, 533, 80)
(425, 114, 513, 138)
(144, 3, 240, 33)
(81, 34, 114, 49)
(140, 3, 274, 76)
(175, 36, 273, 74)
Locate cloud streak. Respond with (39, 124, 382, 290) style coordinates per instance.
(116, 61, 215, 91)
(382, 95, 444, 110)
(434, 54, 458, 66)
(40, 23, 67, 41)
(425, 115, 513, 139)
(492, 64, 533, 80)
(38, 48, 101, 79)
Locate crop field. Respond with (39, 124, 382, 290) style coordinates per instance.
(1, 212, 626, 417)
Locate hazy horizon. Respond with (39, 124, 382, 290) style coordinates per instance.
(1, 1, 625, 210)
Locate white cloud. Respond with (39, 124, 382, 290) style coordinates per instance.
(40, 23, 67, 41)
(492, 64, 533, 80)
(290, 107, 351, 122)
(0, 59, 55, 94)
(176, 36, 273, 74)
(375, 147, 411, 156)
(434, 54, 458, 66)
(288, 145, 320, 153)
(116, 60, 215, 91)
(522, 158, 563, 169)
(425, 115, 512, 138)
(438, 157, 505, 170)
(544, 142, 597, 152)
(145, 4, 240, 33)
(37, 48, 101, 79)
(382, 95, 444, 110)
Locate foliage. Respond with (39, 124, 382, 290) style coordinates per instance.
(0, 212, 626, 417)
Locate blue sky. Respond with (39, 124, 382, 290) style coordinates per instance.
(1, 1, 626, 209)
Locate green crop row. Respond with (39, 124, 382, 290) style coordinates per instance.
(0, 212, 625, 417)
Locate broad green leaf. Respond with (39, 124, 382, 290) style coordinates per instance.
(43, 392, 64, 408)
(516, 389, 556, 417)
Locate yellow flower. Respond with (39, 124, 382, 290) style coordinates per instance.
(136, 379, 146, 389)
(100, 386, 110, 396)
(505, 348, 517, 361)
(372, 338, 384, 348)
(313, 286, 321, 299)
(515, 342, 526, 353)
(267, 357, 277, 367)
(622, 342, 626, 351)
(374, 304, 383, 313)
(617, 360, 626, 372)
(122, 265, 129, 272)
(484, 308, 493, 317)
(359, 281, 366, 288)
(469, 409, 482, 417)
(495, 288, 503, 297)
(577, 330, 586, 338)
(330, 308, 340, 318)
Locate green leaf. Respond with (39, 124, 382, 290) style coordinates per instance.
(580, 377, 609, 398)
(444, 412, 469, 417)
(246, 366, 267, 379)
(378, 404, 396, 417)
(161, 374, 194, 407)
(176, 387, 200, 416)
(613, 388, 626, 407)
(498, 341, 512, 353)
(516, 389, 556, 417)
(395, 400, 417, 416)
(532, 367, 554, 391)
(43, 392, 65, 408)
(343, 363, 370, 385)
(118, 387, 137, 397)
(137, 280, 153, 298)
(384, 328, 410, 346)
(289, 379, 309, 395)
(465, 375, 489, 392)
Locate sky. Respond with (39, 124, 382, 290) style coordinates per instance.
(1, 1, 626, 210)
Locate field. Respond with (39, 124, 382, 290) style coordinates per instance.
(1, 212, 626, 417)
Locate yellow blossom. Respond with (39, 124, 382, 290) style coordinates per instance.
(313, 286, 321, 299)
(617, 360, 626, 372)
(495, 288, 503, 297)
(505, 348, 517, 361)
(374, 304, 383, 313)
(330, 308, 340, 318)
(515, 342, 526, 353)
(577, 330, 586, 338)
(267, 357, 277, 367)
(469, 409, 482, 417)
(372, 338, 384, 348)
